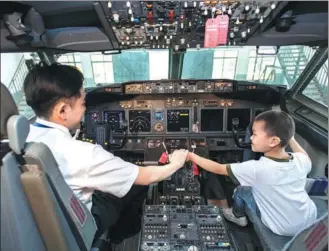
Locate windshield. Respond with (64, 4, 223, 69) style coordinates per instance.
(1, 45, 324, 119)
(55, 45, 316, 89)
(1, 45, 316, 88)
(183, 46, 316, 88)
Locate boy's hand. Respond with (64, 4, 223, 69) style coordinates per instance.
(185, 152, 193, 162)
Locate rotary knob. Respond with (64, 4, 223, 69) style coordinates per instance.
(154, 122, 164, 132)
(163, 243, 169, 251)
(188, 246, 198, 251)
(162, 215, 167, 222)
(142, 243, 149, 250)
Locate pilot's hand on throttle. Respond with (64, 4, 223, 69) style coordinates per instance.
(169, 149, 188, 169)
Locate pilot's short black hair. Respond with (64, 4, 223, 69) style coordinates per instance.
(24, 63, 83, 118)
(254, 110, 295, 147)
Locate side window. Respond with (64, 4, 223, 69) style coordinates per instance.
(0, 53, 35, 119)
(302, 59, 328, 106)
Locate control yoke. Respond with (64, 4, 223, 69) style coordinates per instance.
(95, 120, 128, 150)
(231, 118, 251, 149)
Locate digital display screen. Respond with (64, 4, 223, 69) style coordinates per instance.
(167, 109, 190, 132)
(129, 110, 151, 132)
(201, 109, 224, 131)
(103, 110, 125, 132)
(155, 111, 164, 120)
(227, 109, 251, 131)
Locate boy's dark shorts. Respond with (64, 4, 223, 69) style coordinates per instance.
(203, 172, 226, 200)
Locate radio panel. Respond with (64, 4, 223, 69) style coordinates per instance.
(141, 205, 233, 251)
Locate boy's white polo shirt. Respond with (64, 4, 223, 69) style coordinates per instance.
(228, 153, 317, 236)
(26, 118, 139, 211)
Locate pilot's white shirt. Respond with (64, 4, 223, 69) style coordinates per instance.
(230, 153, 317, 236)
(26, 118, 139, 211)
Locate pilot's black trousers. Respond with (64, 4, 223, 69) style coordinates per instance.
(91, 185, 149, 241)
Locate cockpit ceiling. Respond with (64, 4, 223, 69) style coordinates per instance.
(0, 1, 328, 53)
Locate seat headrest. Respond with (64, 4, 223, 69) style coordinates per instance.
(1, 83, 19, 139)
(7, 115, 30, 155)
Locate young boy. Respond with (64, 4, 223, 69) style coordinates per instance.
(187, 110, 317, 236)
(23, 63, 188, 241)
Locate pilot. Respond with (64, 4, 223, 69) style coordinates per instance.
(23, 63, 188, 242)
(186, 110, 317, 236)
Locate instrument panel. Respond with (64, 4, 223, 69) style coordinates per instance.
(85, 94, 270, 152)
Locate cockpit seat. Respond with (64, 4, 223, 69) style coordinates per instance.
(1, 83, 46, 251)
(246, 197, 328, 251)
(0, 83, 106, 251)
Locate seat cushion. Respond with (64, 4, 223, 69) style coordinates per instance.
(247, 197, 328, 251)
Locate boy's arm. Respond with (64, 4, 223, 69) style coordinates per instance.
(289, 136, 310, 160)
(188, 152, 228, 176)
(135, 149, 188, 185)
(188, 152, 257, 186)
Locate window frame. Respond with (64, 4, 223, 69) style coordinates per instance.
(288, 47, 328, 117)
(300, 58, 328, 107)
(295, 58, 328, 118)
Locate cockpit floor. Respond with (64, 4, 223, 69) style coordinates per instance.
(111, 231, 141, 251)
(226, 220, 262, 251)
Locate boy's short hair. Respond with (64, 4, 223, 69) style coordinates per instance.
(255, 110, 295, 147)
(24, 63, 83, 118)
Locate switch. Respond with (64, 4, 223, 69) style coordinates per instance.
(217, 140, 226, 146)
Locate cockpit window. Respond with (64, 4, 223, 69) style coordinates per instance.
(54, 45, 316, 89)
(302, 59, 328, 106)
(0, 45, 322, 119)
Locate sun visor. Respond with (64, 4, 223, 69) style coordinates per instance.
(246, 13, 328, 46)
(43, 27, 114, 52)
